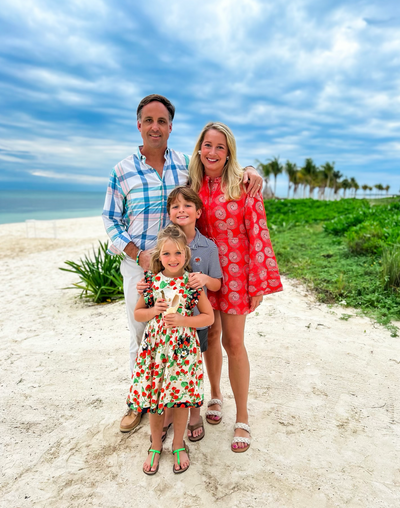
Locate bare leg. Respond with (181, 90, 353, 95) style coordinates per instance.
(162, 407, 174, 437)
(203, 311, 223, 421)
(220, 313, 250, 449)
(143, 413, 164, 473)
(172, 408, 190, 471)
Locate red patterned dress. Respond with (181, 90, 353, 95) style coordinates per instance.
(197, 176, 283, 315)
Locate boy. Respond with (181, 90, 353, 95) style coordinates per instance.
(167, 187, 222, 441)
(133, 186, 222, 441)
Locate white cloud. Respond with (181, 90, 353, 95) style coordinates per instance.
(30, 170, 108, 184)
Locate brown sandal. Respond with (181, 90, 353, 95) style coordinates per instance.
(187, 416, 205, 442)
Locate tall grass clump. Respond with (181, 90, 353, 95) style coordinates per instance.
(381, 245, 400, 293)
(60, 241, 124, 303)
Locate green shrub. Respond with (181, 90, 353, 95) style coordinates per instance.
(345, 223, 384, 255)
(60, 241, 124, 303)
(381, 245, 400, 292)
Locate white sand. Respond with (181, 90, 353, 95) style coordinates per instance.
(1, 217, 399, 508)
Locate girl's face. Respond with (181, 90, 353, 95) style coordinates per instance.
(160, 238, 186, 277)
(200, 129, 229, 178)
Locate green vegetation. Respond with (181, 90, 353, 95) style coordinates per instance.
(265, 197, 400, 336)
(256, 155, 393, 200)
(60, 241, 124, 303)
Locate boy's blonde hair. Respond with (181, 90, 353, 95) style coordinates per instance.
(150, 224, 192, 274)
(167, 186, 203, 213)
(188, 122, 244, 201)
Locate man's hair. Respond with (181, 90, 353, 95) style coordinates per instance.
(167, 186, 203, 214)
(137, 94, 175, 122)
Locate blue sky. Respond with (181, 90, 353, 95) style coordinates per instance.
(1, 0, 399, 196)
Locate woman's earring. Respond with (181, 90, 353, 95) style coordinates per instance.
(226, 156, 229, 160)
(198, 150, 201, 155)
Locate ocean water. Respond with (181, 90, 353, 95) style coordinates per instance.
(0, 190, 106, 225)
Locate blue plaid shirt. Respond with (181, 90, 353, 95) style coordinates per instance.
(102, 147, 190, 255)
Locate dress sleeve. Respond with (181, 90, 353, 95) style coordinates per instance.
(143, 271, 155, 307)
(244, 194, 283, 297)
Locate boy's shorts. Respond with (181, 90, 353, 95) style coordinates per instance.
(197, 328, 208, 353)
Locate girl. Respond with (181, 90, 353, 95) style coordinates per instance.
(189, 122, 283, 453)
(127, 224, 214, 475)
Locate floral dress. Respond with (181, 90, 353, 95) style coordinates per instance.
(126, 271, 204, 414)
(197, 176, 283, 315)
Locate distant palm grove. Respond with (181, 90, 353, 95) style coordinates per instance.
(256, 156, 392, 199)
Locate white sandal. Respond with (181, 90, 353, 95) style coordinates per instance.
(231, 423, 251, 453)
(205, 398, 223, 425)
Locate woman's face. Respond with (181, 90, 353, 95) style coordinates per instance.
(200, 129, 229, 178)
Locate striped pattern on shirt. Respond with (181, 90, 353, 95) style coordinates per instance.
(102, 147, 190, 255)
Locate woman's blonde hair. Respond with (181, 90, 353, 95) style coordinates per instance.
(188, 122, 244, 201)
(150, 224, 191, 274)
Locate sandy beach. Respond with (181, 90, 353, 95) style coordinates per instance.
(1, 216, 399, 508)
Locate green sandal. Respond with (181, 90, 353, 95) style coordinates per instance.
(172, 440, 190, 474)
(143, 446, 162, 476)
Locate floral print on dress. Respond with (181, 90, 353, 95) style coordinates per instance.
(197, 176, 283, 315)
(126, 271, 204, 414)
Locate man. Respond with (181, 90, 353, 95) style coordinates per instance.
(102, 94, 262, 433)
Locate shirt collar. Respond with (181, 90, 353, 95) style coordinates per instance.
(136, 146, 170, 162)
(189, 228, 209, 249)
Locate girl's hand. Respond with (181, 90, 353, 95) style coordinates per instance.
(163, 313, 185, 328)
(250, 295, 263, 312)
(154, 298, 169, 316)
(136, 277, 149, 295)
(188, 272, 207, 290)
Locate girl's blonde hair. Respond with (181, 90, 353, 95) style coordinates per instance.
(188, 122, 244, 201)
(150, 224, 191, 274)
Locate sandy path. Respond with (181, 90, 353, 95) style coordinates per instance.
(1, 217, 399, 507)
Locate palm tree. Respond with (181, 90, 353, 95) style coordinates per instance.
(316, 169, 328, 200)
(362, 184, 369, 198)
(375, 183, 383, 196)
(268, 156, 283, 197)
(284, 161, 298, 199)
(349, 177, 358, 197)
(255, 159, 273, 199)
(292, 170, 302, 198)
(301, 158, 318, 198)
(341, 178, 351, 198)
(332, 170, 343, 200)
(384, 184, 390, 195)
(321, 162, 335, 200)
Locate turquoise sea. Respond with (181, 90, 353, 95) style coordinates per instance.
(0, 190, 105, 225)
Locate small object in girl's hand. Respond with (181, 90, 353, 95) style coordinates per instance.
(164, 294, 182, 314)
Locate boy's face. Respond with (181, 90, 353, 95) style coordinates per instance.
(169, 195, 201, 228)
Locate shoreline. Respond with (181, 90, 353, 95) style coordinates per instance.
(1, 216, 400, 507)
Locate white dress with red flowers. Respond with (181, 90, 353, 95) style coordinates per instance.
(126, 271, 204, 415)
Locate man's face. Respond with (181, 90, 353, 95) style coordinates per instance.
(137, 101, 172, 150)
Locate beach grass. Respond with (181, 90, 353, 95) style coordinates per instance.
(266, 198, 400, 336)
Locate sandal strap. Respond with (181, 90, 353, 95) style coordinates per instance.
(234, 422, 251, 434)
(207, 398, 223, 408)
(172, 447, 186, 466)
(148, 448, 161, 468)
(232, 437, 251, 445)
(205, 410, 222, 417)
(187, 417, 203, 432)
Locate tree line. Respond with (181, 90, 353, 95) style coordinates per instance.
(256, 156, 392, 200)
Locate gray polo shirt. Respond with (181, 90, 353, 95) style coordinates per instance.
(189, 229, 222, 330)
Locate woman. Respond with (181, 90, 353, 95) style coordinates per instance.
(189, 122, 283, 452)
